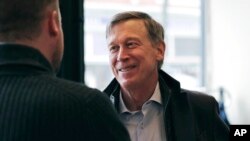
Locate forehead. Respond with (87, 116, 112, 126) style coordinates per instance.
(107, 19, 148, 42)
(112, 19, 146, 32)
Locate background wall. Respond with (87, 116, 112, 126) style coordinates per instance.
(207, 0, 250, 124)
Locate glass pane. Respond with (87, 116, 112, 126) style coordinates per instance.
(84, 0, 202, 90)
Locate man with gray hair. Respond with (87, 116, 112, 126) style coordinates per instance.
(104, 11, 229, 141)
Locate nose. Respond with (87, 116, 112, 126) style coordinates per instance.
(117, 47, 129, 61)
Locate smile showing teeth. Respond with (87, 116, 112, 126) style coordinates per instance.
(118, 66, 135, 72)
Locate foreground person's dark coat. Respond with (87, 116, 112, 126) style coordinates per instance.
(0, 44, 130, 141)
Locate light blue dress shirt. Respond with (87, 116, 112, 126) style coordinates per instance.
(119, 82, 167, 141)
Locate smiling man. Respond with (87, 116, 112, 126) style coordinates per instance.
(104, 11, 229, 141)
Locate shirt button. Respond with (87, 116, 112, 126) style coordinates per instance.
(141, 123, 144, 129)
(126, 116, 130, 121)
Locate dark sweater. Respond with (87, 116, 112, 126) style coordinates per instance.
(0, 44, 130, 141)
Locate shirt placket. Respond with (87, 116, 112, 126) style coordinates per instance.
(136, 111, 144, 141)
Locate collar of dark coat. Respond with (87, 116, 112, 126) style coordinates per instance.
(103, 69, 196, 141)
(0, 44, 54, 75)
(103, 69, 181, 115)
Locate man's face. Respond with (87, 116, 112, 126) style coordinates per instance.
(107, 19, 164, 90)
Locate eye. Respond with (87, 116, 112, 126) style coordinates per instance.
(109, 45, 119, 53)
(126, 41, 138, 48)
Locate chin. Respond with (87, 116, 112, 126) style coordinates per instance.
(119, 79, 137, 90)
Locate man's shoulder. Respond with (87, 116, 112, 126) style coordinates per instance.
(181, 89, 214, 99)
(49, 77, 98, 93)
(180, 88, 217, 109)
(38, 75, 107, 102)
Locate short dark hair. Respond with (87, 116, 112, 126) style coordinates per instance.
(0, 0, 56, 41)
(106, 11, 165, 68)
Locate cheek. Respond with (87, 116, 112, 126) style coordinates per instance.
(109, 54, 116, 67)
(109, 56, 118, 75)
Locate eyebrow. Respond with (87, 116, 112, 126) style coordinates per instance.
(109, 36, 141, 44)
(125, 37, 140, 41)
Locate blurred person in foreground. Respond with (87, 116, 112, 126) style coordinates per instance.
(0, 0, 130, 141)
(104, 11, 229, 141)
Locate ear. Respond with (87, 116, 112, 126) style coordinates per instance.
(156, 41, 165, 61)
(48, 10, 60, 37)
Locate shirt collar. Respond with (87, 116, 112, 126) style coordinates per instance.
(119, 82, 162, 113)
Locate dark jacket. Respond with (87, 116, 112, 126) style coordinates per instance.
(104, 70, 229, 141)
(0, 44, 130, 141)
